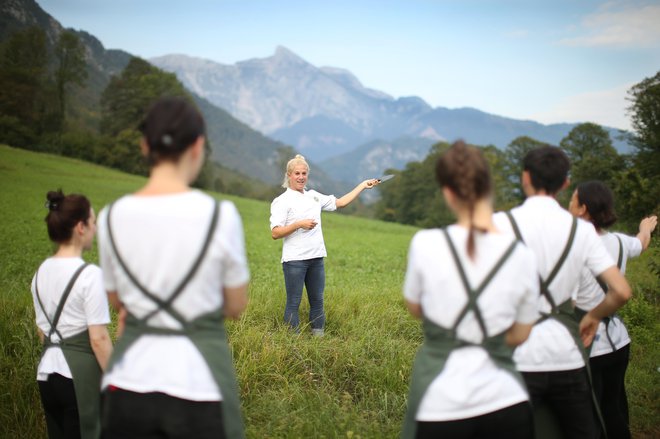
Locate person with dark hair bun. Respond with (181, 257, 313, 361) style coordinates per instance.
(569, 180, 657, 439)
(32, 189, 112, 439)
(493, 146, 632, 438)
(97, 96, 250, 438)
(402, 141, 539, 439)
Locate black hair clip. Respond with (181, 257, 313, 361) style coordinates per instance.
(45, 201, 58, 211)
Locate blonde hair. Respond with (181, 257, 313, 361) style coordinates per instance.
(282, 154, 309, 188)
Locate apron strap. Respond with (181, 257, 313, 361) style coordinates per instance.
(442, 228, 518, 338)
(105, 199, 220, 326)
(507, 212, 577, 313)
(35, 263, 89, 345)
(593, 234, 624, 353)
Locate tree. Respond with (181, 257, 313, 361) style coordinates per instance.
(99, 57, 192, 175)
(55, 30, 88, 129)
(0, 27, 48, 146)
(626, 71, 660, 217)
(560, 122, 622, 187)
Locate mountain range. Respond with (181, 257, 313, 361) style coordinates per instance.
(1, 0, 346, 194)
(150, 49, 632, 183)
(5, 0, 632, 194)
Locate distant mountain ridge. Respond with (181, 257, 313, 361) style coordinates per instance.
(150, 48, 632, 182)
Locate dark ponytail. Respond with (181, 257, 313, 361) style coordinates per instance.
(45, 189, 91, 243)
(138, 96, 206, 165)
(435, 140, 492, 259)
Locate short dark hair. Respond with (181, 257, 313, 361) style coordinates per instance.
(523, 146, 570, 194)
(576, 180, 617, 229)
(45, 190, 91, 243)
(138, 96, 205, 165)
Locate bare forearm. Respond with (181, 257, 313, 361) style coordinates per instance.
(336, 179, 378, 208)
(637, 215, 657, 251)
(223, 283, 249, 320)
(589, 266, 632, 320)
(505, 322, 533, 347)
(89, 325, 112, 371)
(272, 223, 300, 239)
(336, 185, 365, 208)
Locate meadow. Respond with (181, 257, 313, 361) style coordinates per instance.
(0, 144, 657, 438)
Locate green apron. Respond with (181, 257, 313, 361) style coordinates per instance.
(402, 229, 523, 439)
(506, 212, 608, 439)
(105, 199, 245, 439)
(35, 263, 103, 439)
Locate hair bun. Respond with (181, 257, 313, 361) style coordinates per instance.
(294, 154, 305, 160)
(45, 190, 64, 211)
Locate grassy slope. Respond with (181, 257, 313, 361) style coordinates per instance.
(0, 144, 657, 438)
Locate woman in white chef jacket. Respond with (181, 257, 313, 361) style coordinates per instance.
(270, 154, 379, 336)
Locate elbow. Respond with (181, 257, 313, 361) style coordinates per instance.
(90, 330, 111, 350)
(505, 323, 533, 347)
(224, 301, 247, 320)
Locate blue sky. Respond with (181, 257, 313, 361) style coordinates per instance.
(37, 0, 660, 131)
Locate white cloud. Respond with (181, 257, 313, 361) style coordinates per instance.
(532, 83, 633, 131)
(559, 2, 660, 48)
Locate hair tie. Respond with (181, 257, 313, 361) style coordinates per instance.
(162, 134, 173, 146)
(44, 200, 58, 211)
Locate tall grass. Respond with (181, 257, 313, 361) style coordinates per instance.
(1, 144, 657, 438)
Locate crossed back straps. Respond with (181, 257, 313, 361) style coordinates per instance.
(34, 263, 90, 345)
(105, 199, 220, 327)
(442, 228, 518, 339)
(505, 211, 577, 313)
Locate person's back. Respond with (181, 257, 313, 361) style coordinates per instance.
(98, 191, 247, 399)
(32, 190, 111, 439)
(97, 97, 250, 439)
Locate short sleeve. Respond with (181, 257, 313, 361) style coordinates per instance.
(315, 191, 337, 212)
(269, 195, 288, 230)
(219, 201, 250, 288)
(403, 233, 424, 304)
(583, 223, 615, 278)
(81, 265, 111, 326)
(618, 233, 642, 260)
(96, 207, 117, 292)
(514, 245, 540, 324)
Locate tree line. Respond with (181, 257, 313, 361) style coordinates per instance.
(375, 72, 660, 236)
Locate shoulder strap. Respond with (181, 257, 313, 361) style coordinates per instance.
(505, 211, 524, 242)
(540, 217, 578, 311)
(596, 234, 624, 294)
(442, 228, 518, 338)
(616, 235, 623, 269)
(37, 263, 89, 341)
(106, 198, 221, 325)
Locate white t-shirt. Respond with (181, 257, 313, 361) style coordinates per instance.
(31, 258, 110, 381)
(404, 225, 539, 421)
(576, 232, 641, 357)
(493, 196, 614, 371)
(97, 191, 250, 402)
(269, 188, 337, 262)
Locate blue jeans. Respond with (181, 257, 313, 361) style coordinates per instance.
(282, 257, 325, 330)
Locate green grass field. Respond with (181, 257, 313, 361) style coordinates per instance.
(1, 144, 657, 438)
